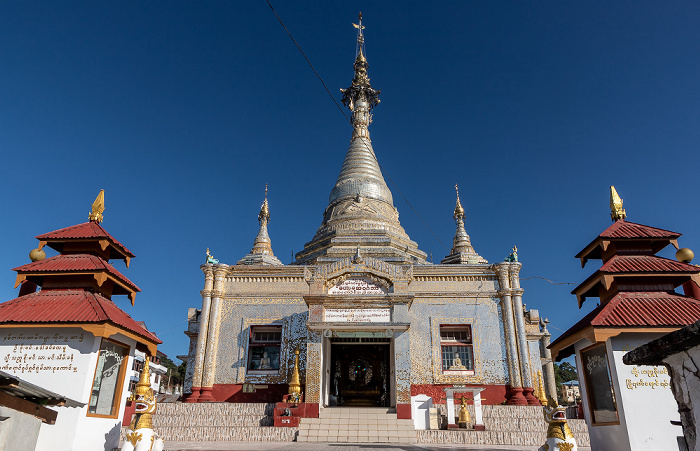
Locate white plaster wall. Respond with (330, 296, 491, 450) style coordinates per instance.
(574, 338, 631, 451)
(0, 406, 42, 451)
(0, 327, 137, 451)
(611, 333, 683, 451)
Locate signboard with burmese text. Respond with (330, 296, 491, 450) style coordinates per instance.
(324, 308, 391, 323)
(328, 276, 387, 295)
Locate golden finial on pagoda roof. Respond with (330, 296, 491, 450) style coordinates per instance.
(610, 186, 626, 221)
(454, 184, 465, 220)
(259, 184, 270, 224)
(88, 189, 105, 223)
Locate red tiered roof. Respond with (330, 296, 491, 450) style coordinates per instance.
(36, 221, 134, 264)
(576, 220, 680, 267)
(13, 254, 140, 292)
(572, 254, 700, 307)
(599, 254, 698, 273)
(599, 220, 681, 239)
(550, 291, 700, 360)
(0, 290, 161, 344)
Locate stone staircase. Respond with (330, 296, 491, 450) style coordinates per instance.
(132, 402, 298, 441)
(297, 407, 417, 443)
(417, 405, 590, 446)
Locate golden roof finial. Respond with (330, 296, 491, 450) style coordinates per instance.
(454, 184, 465, 221)
(610, 186, 627, 221)
(259, 184, 270, 225)
(88, 189, 105, 223)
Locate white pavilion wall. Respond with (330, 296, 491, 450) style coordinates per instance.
(0, 326, 137, 451)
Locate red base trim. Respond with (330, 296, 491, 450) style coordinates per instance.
(505, 387, 528, 405)
(184, 387, 201, 403)
(523, 387, 540, 405)
(305, 403, 319, 418)
(474, 424, 486, 431)
(209, 384, 290, 403)
(198, 387, 214, 402)
(396, 403, 411, 419)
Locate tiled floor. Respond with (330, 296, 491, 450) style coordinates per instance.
(164, 441, 592, 450)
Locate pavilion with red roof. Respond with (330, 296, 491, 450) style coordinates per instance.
(0, 190, 161, 451)
(549, 186, 700, 451)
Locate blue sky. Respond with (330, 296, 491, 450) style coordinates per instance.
(2, 1, 699, 360)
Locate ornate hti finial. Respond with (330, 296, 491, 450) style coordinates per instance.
(251, 185, 274, 256)
(88, 189, 105, 223)
(454, 184, 465, 221)
(610, 186, 626, 221)
(341, 13, 380, 142)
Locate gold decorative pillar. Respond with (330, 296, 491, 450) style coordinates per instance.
(198, 264, 228, 402)
(185, 265, 214, 403)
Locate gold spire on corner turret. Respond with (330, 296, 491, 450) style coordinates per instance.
(610, 186, 627, 221)
(454, 184, 465, 220)
(88, 189, 105, 223)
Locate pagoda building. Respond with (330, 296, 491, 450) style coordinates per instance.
(549, 187, 700, 451)
(183, 15, 547, 424)
(0, 191, 161, 451)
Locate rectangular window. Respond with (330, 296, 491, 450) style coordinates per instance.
(88, 339, 129, 417)
(132, 358, 143, 372)
(440, 325, 474, 372)
(580, 343, 618, 425)
(247, 325, 282, 372)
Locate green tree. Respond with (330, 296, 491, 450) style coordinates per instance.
(554, 361, 578, 404)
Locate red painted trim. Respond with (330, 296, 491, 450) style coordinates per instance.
(506, 387, 528, 405)
(198, 387, 214, 402)
(183, 387, 201, 403)
(210, 383, 290, 403)
(523, 387, 541, 405)
(305, 403, 319, 418)
(396, 403, 411, 419)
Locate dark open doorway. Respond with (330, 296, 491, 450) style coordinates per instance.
(329, 340, 390, 407)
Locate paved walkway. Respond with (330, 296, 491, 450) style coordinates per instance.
(164, 441, 592, 450)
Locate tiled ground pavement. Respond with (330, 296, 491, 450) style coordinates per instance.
(164, 441, 592, 450)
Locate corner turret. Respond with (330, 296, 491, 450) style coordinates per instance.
(441, 184, 487, 264)
(238, 185, 283, 266)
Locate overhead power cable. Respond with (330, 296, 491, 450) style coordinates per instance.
(266, 0, 448, 252)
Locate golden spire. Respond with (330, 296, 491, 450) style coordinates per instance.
(134, 359, 151, 396)
(454, 184, 465, 220)
(610, 186, 626, 221)
(88, 189, 105, 223)
(287, 347, 303, 403)
(537, 370, 548, 405)
(259, 184, 270, 225)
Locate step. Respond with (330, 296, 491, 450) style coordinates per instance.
(417, 429, 590, 447)
(154, 415, 273, 427)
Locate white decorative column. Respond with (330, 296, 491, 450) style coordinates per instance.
(540, 319, 557, 402)
(184, 265, 214, 403)
(496, 263, 526, 405)
(198, 264, 228, 402)
(510, 262, 538, 404)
